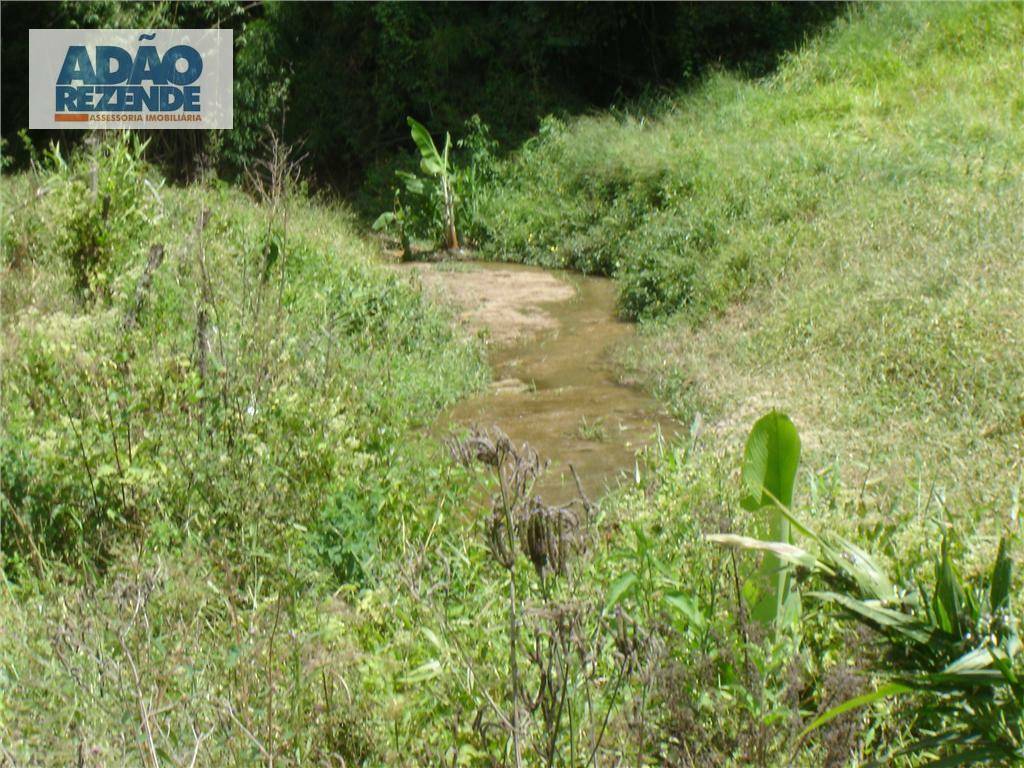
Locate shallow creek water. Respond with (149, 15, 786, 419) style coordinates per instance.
(401, 261, 679, 504)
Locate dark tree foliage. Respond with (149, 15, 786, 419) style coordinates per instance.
(1, 1, 840, 188)
(1, 0, 255, 179)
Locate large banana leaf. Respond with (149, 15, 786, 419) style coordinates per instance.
(740, 411, 802, 626)
(407, 117, 444, 177)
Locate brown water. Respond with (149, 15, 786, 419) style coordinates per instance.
(402, 261, 679, 504)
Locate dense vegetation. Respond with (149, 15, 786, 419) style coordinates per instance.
(2, 1, 838, 183)
(2, 2, 1022, 766)
(1, 134, 489, 761)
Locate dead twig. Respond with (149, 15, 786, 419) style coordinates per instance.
(119, 635, 160, 768)
(185, 724, 212, 768)
(189, 207, 217, 434)
(122, 244, 165, 333)
(223, 701, 271, 759)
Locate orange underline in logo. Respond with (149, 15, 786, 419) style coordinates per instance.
(54, 113, 89, 122)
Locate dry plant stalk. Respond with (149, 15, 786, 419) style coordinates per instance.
(191, 208, 213, 415)
(244, 128, 306, 212)
(450, 426, 629, 767)
(122, 244, 165, 333)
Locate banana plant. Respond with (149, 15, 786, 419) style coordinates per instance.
(372, 189, 413, 261)
(733, 410, 802, 628)
(407, 116, 458, 250)
(710, 413, 1022, 766)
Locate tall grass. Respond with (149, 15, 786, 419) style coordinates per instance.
(0, 135, 487, 762)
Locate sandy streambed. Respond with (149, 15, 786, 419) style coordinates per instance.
(400, 261, 679, 504)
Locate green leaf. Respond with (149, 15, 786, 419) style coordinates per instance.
(753, 589, 801, 626)
(989, 536, 1012, 611)
(741, 410, 801, 513)
(407, 117, 444, 177)
(830, 537, 895, 600)
(916, 745, 1008, 768)
(401, 659, 441, 685)
(933, 538, 968, 636)
(943, 646, 1002, 675)
(605, 572, 637, 612)
(943, 634, 1021, 675)
(799, 681, 911, 738)
(809, 591, 933, 643)
(663, 592, 706, 629)
(421, 627, 445, 652)
(372, 212, 396, 231)
(396, 170, 426, 196)
(877, 732, 976, 767)
(740, 410, 801, 628)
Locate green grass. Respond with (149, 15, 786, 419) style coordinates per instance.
(575, 415, 608, 442)
(478, 1, 1023, 558)
(3, 4, 1022, 765)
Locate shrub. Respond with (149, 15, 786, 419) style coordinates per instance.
(46, 133, 158, 298)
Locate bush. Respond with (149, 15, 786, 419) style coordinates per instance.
(0, 140, 485, 578)
(31, 134, 158, 298)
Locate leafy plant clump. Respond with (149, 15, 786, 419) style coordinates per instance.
(714, 412, 1022, 766)
(374, 115, 497, 256)
(44, 133, 158, 298)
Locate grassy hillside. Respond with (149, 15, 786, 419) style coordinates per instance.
(1, 3, 1021, 765)
(479, 1, 1023, 536)
(480, 3, 1022, 313)
(0, 136, 488, 762)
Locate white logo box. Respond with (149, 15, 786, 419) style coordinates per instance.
(29, 29, 233, 130)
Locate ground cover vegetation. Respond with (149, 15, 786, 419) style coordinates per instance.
(2, 2, 1022, 766)
(1, 133, 490, 762)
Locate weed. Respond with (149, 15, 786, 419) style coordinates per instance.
(576, 416, 609, 443)
(714, 411, 1023, 766)
(449, 427, 633, 766)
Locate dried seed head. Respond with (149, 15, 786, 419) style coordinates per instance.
(520, 499, 581, 578)
(487, 507, 516, 570)
(452, 426, 593, 577)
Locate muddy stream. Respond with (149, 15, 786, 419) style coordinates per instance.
(401, 261, 679, 504)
